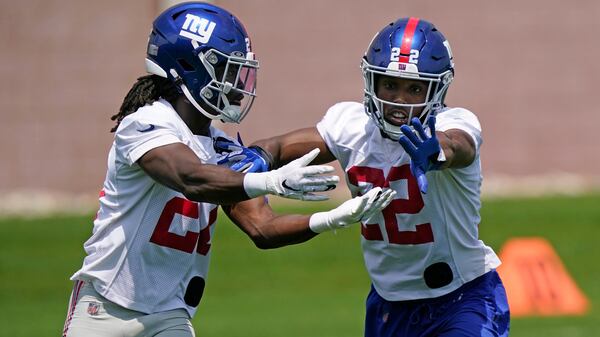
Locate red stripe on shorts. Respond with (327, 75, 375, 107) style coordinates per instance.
(62, 280, 85, 337)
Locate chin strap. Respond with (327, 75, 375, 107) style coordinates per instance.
(169, 69, 221, 121)
(170, 69, 244, 124)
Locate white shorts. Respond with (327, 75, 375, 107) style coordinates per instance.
(62, 280, 195, 337)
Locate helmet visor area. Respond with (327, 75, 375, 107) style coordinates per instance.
(361, 60, 450, 138)
(216, 57, 257, 95)
(200, 49, 258, 123)
(366, 64, 439, 111)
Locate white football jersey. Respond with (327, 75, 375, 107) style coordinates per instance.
(316, 102, 500, 301)
(71, 99, 232, 317)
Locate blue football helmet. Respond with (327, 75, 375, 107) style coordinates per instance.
(362, 17, 454, 140)
(145, 2, 258, 123)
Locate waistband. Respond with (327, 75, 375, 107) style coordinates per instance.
(374, 270, 499, 306)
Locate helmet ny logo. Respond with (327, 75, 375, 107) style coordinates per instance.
(180, 14, 216, 44)
(443, 40, 454, 67)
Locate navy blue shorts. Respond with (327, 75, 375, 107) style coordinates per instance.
(364, 270, 510, 337)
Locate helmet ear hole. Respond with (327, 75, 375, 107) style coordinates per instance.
(442, 73, 453, 85)
(177, 59, 195, 72)
(171, 10, 186, 20)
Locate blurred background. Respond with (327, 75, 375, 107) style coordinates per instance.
(1, 0, 600, 212)
(1, 1, 599, 336)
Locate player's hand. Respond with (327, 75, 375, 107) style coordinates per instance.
(243, 148, 339, 201)
(214, 134, 272, 173)
(398, 116, 443, 194)
(308, 187, 396, 233)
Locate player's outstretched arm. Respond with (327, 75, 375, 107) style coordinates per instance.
(138, 143, 338, 204)
(223, 187, 396, 249)
(252, 127, 336, 168)
(398, 116, 476, 193)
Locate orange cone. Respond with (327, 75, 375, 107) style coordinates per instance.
(497, 237, 590, 317)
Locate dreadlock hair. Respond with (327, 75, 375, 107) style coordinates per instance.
(110, 75, 180, 132)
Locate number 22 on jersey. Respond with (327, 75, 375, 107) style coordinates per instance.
(149, 197, 217, 255)
(347, 165, 433, 245)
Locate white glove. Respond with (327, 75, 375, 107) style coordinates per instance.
(308, 187, 397, 233)
(243, 148, 340, 201)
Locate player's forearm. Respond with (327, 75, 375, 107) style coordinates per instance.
(436, 129, 476, 169)
(139, 143, 253, 204)
(225, 201, 317, 249)
(253, 128, 336, 168)
(177, 164, 251, 204)
(226, 188, 395, 249)
(252, 137, 285, 168)
(250, 214, 318, 249)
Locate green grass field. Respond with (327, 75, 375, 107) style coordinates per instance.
(1, 193, 599, 337)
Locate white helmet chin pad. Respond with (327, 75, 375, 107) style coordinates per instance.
(221, 105, 243, 123)
(381, 120, 403, 141)
(179, 79, 221, 121)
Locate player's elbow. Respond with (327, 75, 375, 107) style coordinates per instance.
(253, 239, 277, 250)
(181, 185, 210, 203)
(174, 169, 209, 202)
(242, 224, 283, 249)
(246, 230, 279, 250)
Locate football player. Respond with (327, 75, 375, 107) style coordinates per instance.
(226, 17, 510, 337)
(61, 3, 396, 337)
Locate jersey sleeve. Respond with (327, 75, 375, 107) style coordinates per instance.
(435, 108, 483, 151)
(115, 113, 182, 166)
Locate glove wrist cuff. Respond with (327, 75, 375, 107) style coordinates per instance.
(308, 212, 332, 233)
(429, 147, 446, 170)
(243, 172, 269, 198)
(249, 145, 274, 170)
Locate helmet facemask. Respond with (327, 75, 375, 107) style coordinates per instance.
(362, 59, 453, 140)
(196, 49, 258, 123)
(173, 48, 258, 124)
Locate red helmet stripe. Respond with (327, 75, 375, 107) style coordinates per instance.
(398, 17, 420, 63)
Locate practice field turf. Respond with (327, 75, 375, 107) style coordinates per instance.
(0, 194, 599, 337)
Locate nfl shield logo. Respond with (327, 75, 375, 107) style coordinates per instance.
(87, 302, 100, 316)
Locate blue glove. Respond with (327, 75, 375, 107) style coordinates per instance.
(214, 133, 272, 173)
(398, 116, 442, 194)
